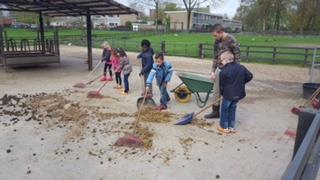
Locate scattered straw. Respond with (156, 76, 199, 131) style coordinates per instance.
(135, 125, 154, 149)
(135, 107, 172, 123)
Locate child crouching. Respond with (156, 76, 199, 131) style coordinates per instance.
(146, 53, 173, 111)
(218, 53, 253, 134)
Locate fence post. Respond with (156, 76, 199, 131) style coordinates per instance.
(199, 43, 204, 59)
(304, 48, 309, 66)
(161, 41, 166, 53)
(185, 44, 187, 57)
(272, 47, 277, 64)
(246, 46, 250, 62)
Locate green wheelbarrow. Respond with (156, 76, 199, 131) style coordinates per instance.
(171, 72, 214, 108)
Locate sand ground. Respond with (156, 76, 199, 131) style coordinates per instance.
(0, 45, 311, 180)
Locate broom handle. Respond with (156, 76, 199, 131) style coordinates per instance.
(86, 74, 102, 85)
(96, 81, 108, 94)
(133, 90, 148, 134)
(194, 98, 221, 117)
(304, 87, 320, 106)
(87, 60, 102, 78)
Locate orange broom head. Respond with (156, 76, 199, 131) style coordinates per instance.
(114, 134, 143, 148)
(290, 107, 301, 116)
(312, 99, 320, 109)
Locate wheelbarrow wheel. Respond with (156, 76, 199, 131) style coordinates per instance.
(174, 85, 192, 103)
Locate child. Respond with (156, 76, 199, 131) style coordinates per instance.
(137, 39, 154, 97)
(218, 58, 253, 134)
(146, 53, 173, 111)
(100, 41, 113, 81)
(111, 49, 122, 89)
(117, 48, 132, 95)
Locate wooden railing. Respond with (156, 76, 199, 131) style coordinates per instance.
(199, 44, 319, 66)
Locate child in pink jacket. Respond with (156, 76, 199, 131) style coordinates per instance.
(111, 49, 122, 89)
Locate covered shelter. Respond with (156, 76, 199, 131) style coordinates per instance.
(0, 0, 138, 70)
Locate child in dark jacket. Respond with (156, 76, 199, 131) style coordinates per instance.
(146, 53, 173, 111)
(101, 41, 113, 81)
(137, 39, 154, 97)
(218, 61, 253, 134)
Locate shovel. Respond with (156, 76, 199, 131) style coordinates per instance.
(87, 80, 109, 99)
(73, 74, 102, 88)
(136, 77, 156, 108)
(176, 98, 220, 125)
(114, 91, 148, 148)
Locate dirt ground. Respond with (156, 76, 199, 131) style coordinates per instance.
(0, 45, 311, 180)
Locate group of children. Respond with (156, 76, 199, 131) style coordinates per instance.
(99, 36, 252, 134)
(100, 39, 172, 111)
(100, 42, 132, 95)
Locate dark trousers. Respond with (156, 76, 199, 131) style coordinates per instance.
(103, 64, 112, 76)
(124, 73, 130, 93)
(115, 72, 122, 85)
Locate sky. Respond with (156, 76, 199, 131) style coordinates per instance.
(116, 0, 241, 18)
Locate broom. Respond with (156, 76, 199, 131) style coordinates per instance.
(114, 90, 148, 148)
(87, 80, 109, 99)
(291, 87, 320, 115)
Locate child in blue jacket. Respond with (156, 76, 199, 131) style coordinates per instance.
(146, 53, 173, 111)
(218, 61, 253, 134)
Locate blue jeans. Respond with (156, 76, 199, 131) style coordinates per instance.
(220, 99, 238, 129)
(159, 84, 170, 108)
(123, 73, 130, 93)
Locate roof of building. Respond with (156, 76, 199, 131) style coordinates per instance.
(0, 0, 138, 17)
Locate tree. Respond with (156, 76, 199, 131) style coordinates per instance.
(181, 0, 222, 32)
(164, 2, 178, 11)
(130, 0, 169, 32)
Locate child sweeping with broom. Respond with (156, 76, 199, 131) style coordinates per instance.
(111, 49, 122, 89)
(117, 48, 132, 95)
(146, 53, 173, 111)
(100, 41, 113, 81)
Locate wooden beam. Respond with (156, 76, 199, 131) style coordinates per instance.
(86, 11, 93, 71)
(39, 12, 45, 53)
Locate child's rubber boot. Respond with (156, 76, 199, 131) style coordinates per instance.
(100, 76, 107, 81)
(204, 105, 220, 119)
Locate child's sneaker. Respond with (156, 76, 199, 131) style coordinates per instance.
(100, 76, 107, 81)
(229, 128, 236, 134)
(217, 126, 230, 134)
(121, 91, 128, 95)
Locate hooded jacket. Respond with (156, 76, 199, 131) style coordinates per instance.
(219, 62, 253, 101)
(137, 47, 154, 75)
(146, 60, 173, 87)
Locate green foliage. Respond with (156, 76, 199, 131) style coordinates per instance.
(125, 21, 133, 29)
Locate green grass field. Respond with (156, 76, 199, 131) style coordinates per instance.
(3, 28, 320, 65)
